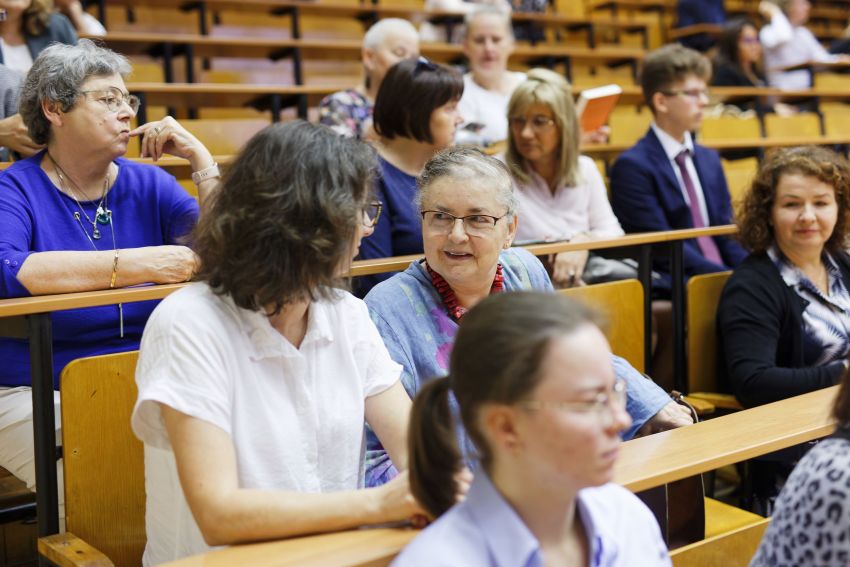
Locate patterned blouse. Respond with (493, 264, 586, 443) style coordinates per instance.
(317, 88, 372, 139)
(768, 245, 850, 367)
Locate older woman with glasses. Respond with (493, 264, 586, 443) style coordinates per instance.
(394, 292, 670, 566)
(362, 146, 692, 487)
(504, 69, 625, 288)
(0, 40, 216, 502)
(356, 56, 464, 295)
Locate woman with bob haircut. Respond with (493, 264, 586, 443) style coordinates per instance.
(132, 120, 423, 565)
(718, 145, 850, 409)
(750, 359, 850, 566)
(357, 56, 463, 294)
(393, 292, 671, 566)
(503, 68, 624, 287)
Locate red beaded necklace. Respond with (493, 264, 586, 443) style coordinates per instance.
(426, 262, 505, 322)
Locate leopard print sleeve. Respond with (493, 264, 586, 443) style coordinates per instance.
(750, 438, 850, 566)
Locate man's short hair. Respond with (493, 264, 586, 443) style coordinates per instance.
(640, 44, 711, 113)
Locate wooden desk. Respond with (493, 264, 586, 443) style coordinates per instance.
(161, 386, 835, 566)
(615, 386, 837, 492)
(162, 527, 417, 567)
(126, 82, 344, 122)
(86, 32, 645, 84)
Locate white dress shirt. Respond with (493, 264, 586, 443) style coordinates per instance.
(760, 9, 835, 90)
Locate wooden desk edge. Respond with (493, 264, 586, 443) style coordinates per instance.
(0, 226, 737, 316)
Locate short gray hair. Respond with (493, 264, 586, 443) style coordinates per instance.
(463, 5, 513, 38)
(416, 146, 518, 216)
(19, 39, 132, 144)
(363, 18, 418, 51)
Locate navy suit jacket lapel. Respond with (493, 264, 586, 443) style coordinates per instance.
(644, 129, 689, 216)
(690, 147, 718, 224)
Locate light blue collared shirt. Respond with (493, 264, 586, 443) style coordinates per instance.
(392, 472, 671, 567)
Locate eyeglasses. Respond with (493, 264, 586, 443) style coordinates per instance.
(508, 114, 556, 132)
(739, 36, 760, 45)
(421, 210, 509, 236)
(414, 56, 438, 76)
(362, 201, 382, 228)
(79, 87, 140, 113)
(661, 88, 711, 101)
(518, 378, 627, 427)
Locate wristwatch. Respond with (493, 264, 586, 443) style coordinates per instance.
(192, 162, 220, 186)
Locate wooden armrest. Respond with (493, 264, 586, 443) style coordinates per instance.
(682, 396, 716, 416)
(38, 533, 113, 567)
(688, 392, 744, 411)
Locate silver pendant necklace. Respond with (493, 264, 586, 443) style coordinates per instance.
(48, 152, 124, 337)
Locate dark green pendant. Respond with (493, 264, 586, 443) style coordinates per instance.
(96, 207, 111, 225)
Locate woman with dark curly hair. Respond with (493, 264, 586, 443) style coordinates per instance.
(718, 145, 850, 409)
(0, 0, 77, 75)
(131, 120, 424, 566)
(718, 145, 850, 514)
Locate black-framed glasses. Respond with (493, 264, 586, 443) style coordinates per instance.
(79, 87, 141, 113)
(414, 56, 438, 76)
(420, 210, 509, 236)
(508, 114, 557, 132)
(362, 201, 382, 228)
(518, 378, 627, 427)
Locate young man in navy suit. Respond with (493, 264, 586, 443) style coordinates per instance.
(610, 44, 746, 288)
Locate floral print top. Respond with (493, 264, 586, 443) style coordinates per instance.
(318, 88, 372, 139)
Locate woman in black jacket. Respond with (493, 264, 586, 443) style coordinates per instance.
(718, 146, 850, 409)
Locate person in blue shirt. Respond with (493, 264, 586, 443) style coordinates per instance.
(0, 39, 218, 515)
(363, 147, 692, 487)
(356, 56, 463, 295)
(394, 292, 671, 566)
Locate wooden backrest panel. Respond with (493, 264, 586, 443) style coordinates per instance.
(559, 279, 644, 372)
(686, 272, 731, 393)
(60, 351, 144, 567)
(700, 116, 761, 141)
(670, 517, 769, 567)
(178, 118, 270, 155)
(764, 112, 822, 139)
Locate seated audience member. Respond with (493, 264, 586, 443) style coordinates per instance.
(364, 147, 692, 487)
(0, 63, 42, 158)
(0, 39, 214, 509)
(455, 6, 525, 147)
(318, 18, 419, 140)
(610, 44, 746, 289)
(0, 0, 77, 75)
(419, 0, 509, 44)
(711, 18, 769, 116)
(132, 121, 423, 565)
(456, 8, 609, 147)
(54, 0, 106, 36)
(718, 146, 850, 409)
(503, 69, 624, 287)
(393, 292, 671, 566)
(356, 56, 463, 294)
(750, 362, 850, 567)
(676, 0, 725, 52)
(760, 0, 850, 90)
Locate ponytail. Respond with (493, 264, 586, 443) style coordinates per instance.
(408, 376, 462, 518)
